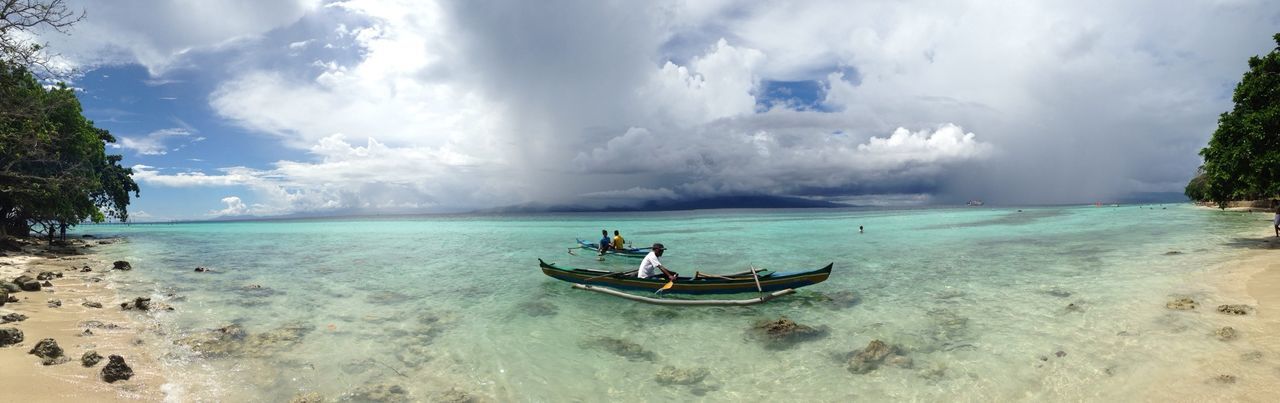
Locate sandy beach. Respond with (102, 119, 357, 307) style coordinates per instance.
(0, 238, 164, 402)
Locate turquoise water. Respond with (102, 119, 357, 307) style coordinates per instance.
(80, 204, 1269, 401)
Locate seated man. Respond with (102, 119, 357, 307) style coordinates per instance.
(598, 229, 612, 254)
(612, 230, 626, 251)
(637, 243, 677, 279)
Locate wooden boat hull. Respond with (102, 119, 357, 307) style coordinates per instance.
(538, 259, 833, 295)
(575, 239, 650, 258)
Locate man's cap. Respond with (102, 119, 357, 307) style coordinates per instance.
(651, 243, 665, 250)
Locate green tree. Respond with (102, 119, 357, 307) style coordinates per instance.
(1197, 33, 1280, 207)
(1, 1, 136, 239)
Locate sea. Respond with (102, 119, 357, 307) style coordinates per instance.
(78, 203, 1275, 401)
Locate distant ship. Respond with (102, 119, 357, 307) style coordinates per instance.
(966, 200, 984, 206)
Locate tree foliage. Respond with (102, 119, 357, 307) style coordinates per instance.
(1195, 33, 1280, 207)
(1, 0, 136, 239)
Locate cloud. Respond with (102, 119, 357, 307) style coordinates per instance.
(117, 128, 198, 156)
(43, 0, 322, 75)
(59, 0, 1280, 215)
(133, 134, 514, 215)
(212, 196, 249, 216)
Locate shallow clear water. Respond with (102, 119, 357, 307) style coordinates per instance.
(79, 204, 1269, 401)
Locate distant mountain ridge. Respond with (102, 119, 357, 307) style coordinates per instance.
(481, 195, 848, 213)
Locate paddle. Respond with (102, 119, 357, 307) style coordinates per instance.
(656, 266, 677, 294)
(583, 269, 638, 282)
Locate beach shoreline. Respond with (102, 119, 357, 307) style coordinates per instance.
(0, 237, 164, 402)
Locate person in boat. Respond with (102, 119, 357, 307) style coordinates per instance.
(637, 243, 677, 280)
(598, 229, 612, 254)
(612, 230, 625, 251)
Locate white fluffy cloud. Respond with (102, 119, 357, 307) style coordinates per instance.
(44, 0, 321, 74)
(52, 0, 1280, 215)
(114, 128, 202, 156)
(212, 196, 249, 216)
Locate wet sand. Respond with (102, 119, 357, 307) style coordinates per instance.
(0, 240, 163, 402)
(1150, 231, 1280, 402)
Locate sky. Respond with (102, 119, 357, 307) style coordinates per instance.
(28, 0, 1280, 220)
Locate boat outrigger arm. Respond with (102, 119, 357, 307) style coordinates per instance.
(571, 284, 796, 306)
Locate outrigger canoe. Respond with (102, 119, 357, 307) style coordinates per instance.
(573, 239, 651, 258)
(538, 259, 833, 295)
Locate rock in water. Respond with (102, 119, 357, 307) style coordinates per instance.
(1212, 374, 1237, 384)
(112, 261, 132, 271)
(749, 316, 829, 349)
(82, 350, 103, 367)
(0, 327, 22, 347)
(1217, 305, 1252, 315)
(434, 388, 474, 403)
(288, 392, 325, 403)
(120, 297, 151, 311)
(36, 271, 61, 281)
(1165, 297, 1197, 310)
(655, 366, 710, 385)
(47, 299, 62, 308)
(102, 355, 134, 382)
(0, 289, 6, 307)
(83, 301, 103, 308)
(1216, 326, 1238, 341)
(28, 338, 68, 365)
(343, 383, 410, 402)
(1, 313, 27, 324)
(585, 336, 657, 361)
(847, 339, 912, 374)
(13, 275, 40, 291)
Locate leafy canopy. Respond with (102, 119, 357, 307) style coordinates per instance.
(1195, 33, 1280, 207)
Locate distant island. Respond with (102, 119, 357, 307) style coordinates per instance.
(480, 194, 849, 213)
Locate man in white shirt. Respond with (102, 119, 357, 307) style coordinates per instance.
(637, 243, 677, 279)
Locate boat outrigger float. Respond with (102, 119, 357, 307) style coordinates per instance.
(538, 259, 833, 306)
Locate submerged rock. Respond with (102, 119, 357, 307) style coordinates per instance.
(36, 271, 62, 280)
(1041, 288, 1072, 298)
(517, 300, 559, 317)
(1241, 351, 1264, 362)
(47, 299, 62, 308)
(82, 350, 103, 367)
(28, 338, 69, 365)
(0, 289, 6, 307)
(1216, 326, 1238, 341)
(101, 355, 134, 382)
(1163, 251, 1183, 255)
(434, 388, 474, 403)
(0, 327, 22, 346)
(847, 339, 911, 374)
(341, 383, 411, 402)
(178, 322, 312, 358)
(749, 317, 829, 350)
(83, 301, 103, 308)
(655, 365, 710, 385)
(289, 392, 326, 403)
(1166, 297, 1197, 310)
(112, 261, 132, 271)
(585, 336, 657, 361)
(1212, 374, 1237, 384)
(2, 313, 29, 323)
(1217, 305, 1252, 315)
